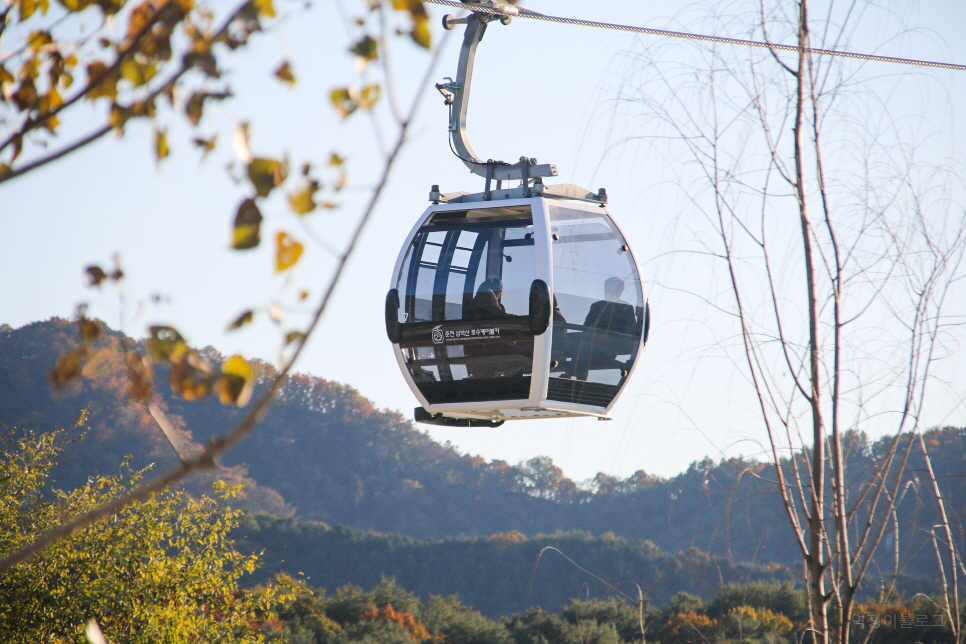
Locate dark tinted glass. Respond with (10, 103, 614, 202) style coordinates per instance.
(395, 206, 536, 400)
(548, 206, 644, 391)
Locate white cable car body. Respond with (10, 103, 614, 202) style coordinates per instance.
(385, 3, 649, 427)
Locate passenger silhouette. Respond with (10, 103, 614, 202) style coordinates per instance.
(583, 277, 637, 334)
(464, 277, 528, 378)
(469, 276, 509, 320)
(568, 277, 639, 381)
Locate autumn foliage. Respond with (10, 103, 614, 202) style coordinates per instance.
(360, 604, 432, 642)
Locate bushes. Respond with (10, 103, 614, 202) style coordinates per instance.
(0, 427, 297, 643)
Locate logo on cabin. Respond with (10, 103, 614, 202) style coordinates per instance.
(431, 325, 444, 345)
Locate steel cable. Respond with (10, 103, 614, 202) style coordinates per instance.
(423, 0, 966, 72)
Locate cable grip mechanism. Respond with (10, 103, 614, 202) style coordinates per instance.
(438, 4, 556, 184)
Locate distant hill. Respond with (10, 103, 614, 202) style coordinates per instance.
(235, 516, 796, 617)
(1, 318, 963, 605)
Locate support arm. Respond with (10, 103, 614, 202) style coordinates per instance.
(437, 8, 558, 183)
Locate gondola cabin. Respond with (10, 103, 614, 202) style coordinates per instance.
(386, 196, 649, 427)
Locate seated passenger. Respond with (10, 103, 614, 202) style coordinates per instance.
(468, 277, 509, 320)
(583, 277, 637, 335)
(463, 277, 529, 379)
(570, 277, 639, 381)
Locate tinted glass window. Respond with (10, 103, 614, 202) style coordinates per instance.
(394, 206, 536, 400)
(549, 206, 644, 388)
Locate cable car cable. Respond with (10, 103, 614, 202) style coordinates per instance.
(423, 0, 966, 72)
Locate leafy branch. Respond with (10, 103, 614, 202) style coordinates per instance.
(0, 0, 179, 156)
(0, 0, 265, 183)
(0, 25, 446, 573)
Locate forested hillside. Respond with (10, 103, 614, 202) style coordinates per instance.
(1, 318, 964, 604)
(268, 577, 953, 644)
(235, 516, 796, 617)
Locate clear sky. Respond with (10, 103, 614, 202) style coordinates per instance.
(3, 0, 966, 482)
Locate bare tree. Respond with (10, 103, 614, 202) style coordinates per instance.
(608, 1, 966, 642)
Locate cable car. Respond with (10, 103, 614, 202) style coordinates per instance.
(385, 3, 649, 427)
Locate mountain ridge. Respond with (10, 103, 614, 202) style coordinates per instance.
(2, 317, 963, 600)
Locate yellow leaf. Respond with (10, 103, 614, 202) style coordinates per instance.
(155, 127, 169, 162)
(97, 0, 123, 15)
(411, 16, 431, 49)
(357, 84, 380, 110)
(227, 309, 254, 330)
(43, 114, 60, 133)
(86, 61, 118, 101)
(0, 65, 14, 89)
(254, 0, 274, 18)
(120, 58, 156, 86)
(222, 354, 253, 379)
(85, 265, 108, 287)
(146, 326, 186, 361)
(169, 348, 215, 400)
(109, 104, 130, 133)
(48, 346, 89, 390)
(22, 58, 39, 80)
(28, 31, 53, 51)
(288, 181, 318, 215)
(232, 198, 262, 250)
(330, 88, 356, 119)
(275, 231, 303, 272)
(12, 80, 39, 110)
(45, 85, 63, 109)
(193, 135, 217, 160)
(171, 362, 212, 400)
(285, 331, 306, 346)
(125, 352, 153, 402)
(406, 0, 427, 19)
(186, 92, 205, 125)
(79, 317, 102, 342)
(299, 290, 309, 300)
(247, 157, 286, 197)
(274, 60, 295, 85)
(328, 153, 344, 166)
(216, 374, 250, 406)
(20, 0, 39, 20)
(217, 355, 254, 406)
(125, 1, 153, 43)
(349, 35, 378, 62)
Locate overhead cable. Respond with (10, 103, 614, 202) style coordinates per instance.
(423, 0, 966, 72)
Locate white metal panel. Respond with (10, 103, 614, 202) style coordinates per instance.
(529, 198, 553, 406)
